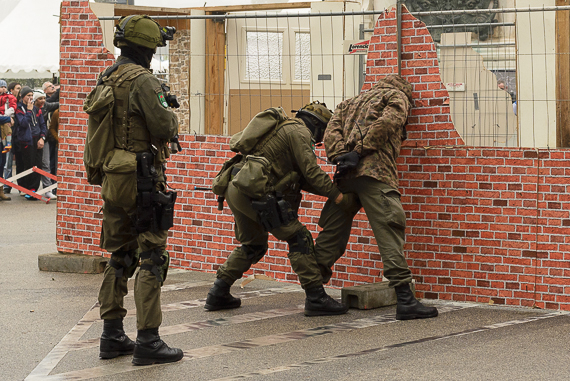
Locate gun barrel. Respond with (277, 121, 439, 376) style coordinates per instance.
(194, 186, 211, 191)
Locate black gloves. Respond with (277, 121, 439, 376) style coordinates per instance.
(333, 151, 360, 181)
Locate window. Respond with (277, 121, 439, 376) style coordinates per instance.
(245, 31, 283, 81)
(295, 32, 310, 81)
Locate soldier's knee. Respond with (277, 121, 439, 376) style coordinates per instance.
(286, 227, 314, 255)
(242, 244, 267, 264)
(108, 249, 139, 279)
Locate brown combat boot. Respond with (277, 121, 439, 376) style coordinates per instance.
(0, 187, 11, 201)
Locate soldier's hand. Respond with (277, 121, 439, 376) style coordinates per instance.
(333, 151, 360, 181)
(334, 151, 360, 168)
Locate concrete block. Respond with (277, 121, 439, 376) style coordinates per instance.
(38, 252, 108, 274)
(341, 280, 416, 310)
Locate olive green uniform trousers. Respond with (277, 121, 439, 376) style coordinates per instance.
(315, 176, 413, 287)
(98, 201, 168, 331)
(216, 182, 323, 289)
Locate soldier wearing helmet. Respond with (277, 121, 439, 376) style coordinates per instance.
(205, 102, 355, 317)
(93, 15, 183, 365)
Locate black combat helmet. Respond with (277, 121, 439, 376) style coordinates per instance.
(295, 101, 333, 143)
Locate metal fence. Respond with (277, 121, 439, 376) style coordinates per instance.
(99, 4, 570, 148)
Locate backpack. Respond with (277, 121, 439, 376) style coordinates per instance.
(83, 83, 115, 186)
(212, 107, 292, 198)
(229, 107, 289, 155)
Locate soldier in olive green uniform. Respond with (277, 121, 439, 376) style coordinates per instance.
(315, 74, 438, 320)
(206, 102, 353, 316)
(90, 15, 183, 365)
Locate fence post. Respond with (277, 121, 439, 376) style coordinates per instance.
(397, 0, 402, 76)
(556, 0, 570, 147)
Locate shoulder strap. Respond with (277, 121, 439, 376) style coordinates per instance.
(252, 119, 297, 156)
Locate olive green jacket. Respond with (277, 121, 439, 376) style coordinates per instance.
(259, 118, 340, 202)
(108, 56, 178, 164)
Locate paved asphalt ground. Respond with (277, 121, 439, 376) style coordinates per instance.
(2, 191, 570, 381)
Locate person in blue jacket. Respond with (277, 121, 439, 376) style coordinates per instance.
(13, 87, 46, 199)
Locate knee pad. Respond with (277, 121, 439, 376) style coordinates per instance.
(242, 244, 267, 264)
(286, 227, 314, 255)
(140, 249, 169, 284)
(108, 249, 139, 278)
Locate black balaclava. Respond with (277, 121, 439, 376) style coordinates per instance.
(120, 45, 155, 69)
(298, 114, 325, 144)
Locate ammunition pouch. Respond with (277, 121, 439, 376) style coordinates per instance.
(251, 193, 296, 232)
(140, 249, 169, 284)
(133, 152, 177, 233)
(108, 249, 140, 279)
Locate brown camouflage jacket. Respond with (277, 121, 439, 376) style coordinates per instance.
(324, 74, 413, 190)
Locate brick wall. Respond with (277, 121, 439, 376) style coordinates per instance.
(58, 2, 570, 310)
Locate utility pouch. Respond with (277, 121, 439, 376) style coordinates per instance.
(212, 153, 243, 196)
(101, 149, 137, 208)
(133, 152, 157, 234)
(251, 194, 295, 232)
(277, 198, 296, 225)
(251, 194, 282, 231)
(232, 155, 272, 199)
(83, 83, 116, 186)
(155, 190, 177, 231)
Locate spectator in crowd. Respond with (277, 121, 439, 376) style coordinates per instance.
(32, 91, 56, 200)
(4, 82, 22, 194)
(37, 88, 58, 198)
(497, 79, 517, 115)
(44, 81, 60, 103)
(0, 80, 17, 186)
(0, 114, 13, 200)
(497, 79, 506, 90)
(48, 108, 59, 181)
(13, 87, 46, 200)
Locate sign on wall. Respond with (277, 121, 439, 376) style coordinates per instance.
(343, 40, 370, 55)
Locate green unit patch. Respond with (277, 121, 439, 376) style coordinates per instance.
(158, 92, 168, 108)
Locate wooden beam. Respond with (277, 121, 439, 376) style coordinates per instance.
(556, 0, 570, 147)
(205, 14, 226, 136)
(189, 2, 311, 12)
(114, 5, 194, 15)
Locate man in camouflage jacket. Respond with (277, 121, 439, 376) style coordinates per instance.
(315, 74, 438, 320)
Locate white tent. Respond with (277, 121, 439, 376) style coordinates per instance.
(0, 0, 62, 78)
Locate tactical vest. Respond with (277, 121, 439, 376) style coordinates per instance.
(101, 63, 169, 164)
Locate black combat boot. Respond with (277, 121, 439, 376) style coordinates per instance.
(304, 285, 349, 317)
(204, 278, 241, 311)
(395, 283, 438, 320)
(99, 318, 135, 359)
(132, 328, 184, 366)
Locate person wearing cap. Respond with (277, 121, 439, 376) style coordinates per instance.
(13, 87, 47, 199)
(204, 101, 354, 317)
(315, 74, 439, 321)
(89, 15, 182, 366)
